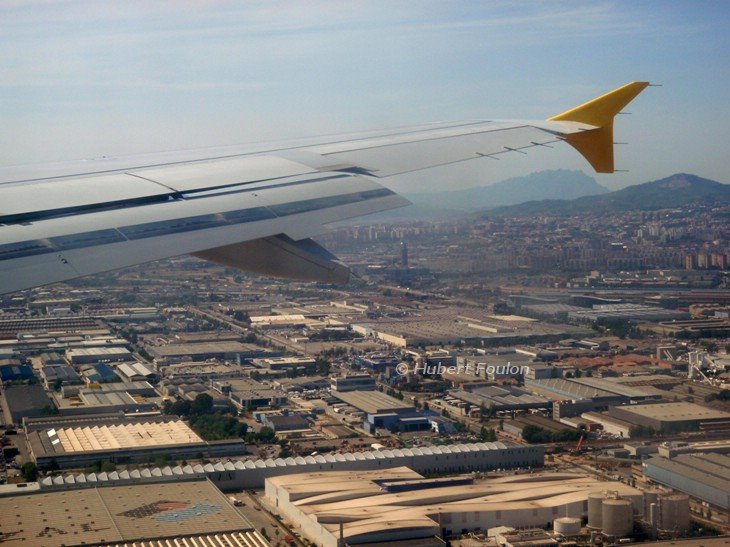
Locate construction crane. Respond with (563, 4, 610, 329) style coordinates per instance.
(571, 433, 586, 455)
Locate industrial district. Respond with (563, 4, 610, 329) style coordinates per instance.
(1, 196, 730, 547)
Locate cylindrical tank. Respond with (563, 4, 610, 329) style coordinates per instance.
(649, 503, 659, 529)
(659, 494, 690, 534)
(554, 517, 582, 536)
(601, 498, 633, 537)
(587, 491, 606, 530)
(644, 489, 660, 518)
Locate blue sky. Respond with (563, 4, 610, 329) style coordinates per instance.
(1, 1, 728, 192)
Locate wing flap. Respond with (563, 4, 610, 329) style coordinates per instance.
(0, 173, 171, 223)
(129, 155, 317, 192)
(193, 235, 350, 284)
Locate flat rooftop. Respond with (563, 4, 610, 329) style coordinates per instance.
(28, 417, 203, 458)
(614, 402, 730, 422)
(569, 376, 658, 399)
(452, 385, 551, 408)
(0, 479, 256, 547)
(333, 390, 413, 414)
(150, 342, 266, 358)
(525, 378, 622, 401)
(356, 306, 585, 345)
(4, 384, 54, 423)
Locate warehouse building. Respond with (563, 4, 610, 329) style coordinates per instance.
(25, 414, 246, 469)
(150, 341, 271, 365)
(0, 479, 267, 547)
(252, 356, 315, 370)
(608, 402, 730, 433)
(41, 442, 544, 491)
(568, 377, 661, 403)
(67, 347, 134, 364)
(657, 439, 730, 458)
(115, 361, 157, 382)
(580, 412, 633, 438)
(644, 453, 730, 509)
(53, 381, 162, 415)
(79, 362, 118, 383)
(3, 384, 55, 423)
(265, 469, 643, 547)
(41, 364, 83, 388)
(0, 361, 35, 382)
(262, 413, 310, 432)
(525, 378, 627, 406)
(503, 414, 577, 438)
(214, 378, 287, 409)
(40, 351, 67, 366)
(273, 375, 329, 393)
(330, 373, 376, 392)
(450, 385, 552, 413)
(332, 389, 435, 432)
(623, 441, 659, 458)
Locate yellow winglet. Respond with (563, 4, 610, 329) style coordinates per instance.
(549, 81, 650, 173)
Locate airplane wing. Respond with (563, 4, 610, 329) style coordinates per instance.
(0, 82, 649, 294)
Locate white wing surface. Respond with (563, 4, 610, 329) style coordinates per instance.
(0, 82, 649, 294)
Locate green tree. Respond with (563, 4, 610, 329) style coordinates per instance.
(190, 393, 214, 416)
(315, 357, 332, 375)
(163, 399, 192, 417)
(190, 413, 248, 441)
(480, 426, 497, 442)
(21, 462, 38, 482)
(629, 424, 656, 438)
(256, 426, 276, 443)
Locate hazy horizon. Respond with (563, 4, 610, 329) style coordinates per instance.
(2, 1, 728, 192)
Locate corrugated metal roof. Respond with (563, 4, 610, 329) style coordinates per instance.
(40, 442, 514, 487)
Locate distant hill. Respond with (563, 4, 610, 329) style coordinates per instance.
(404, 169, 608, 214)
(481, 173, 730, 217)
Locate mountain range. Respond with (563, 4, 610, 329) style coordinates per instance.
(404, 169, 608, 213)
(480, 173, 729, 217)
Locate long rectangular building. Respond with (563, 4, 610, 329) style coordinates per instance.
(608, 402, 730, 433)
(525, 378, 627, 405)
(25, 414, 246, 468)
(41, 442, 544, 491)
(644, 453, 730, 509)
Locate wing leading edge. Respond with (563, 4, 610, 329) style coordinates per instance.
(0, 82, 649, 294)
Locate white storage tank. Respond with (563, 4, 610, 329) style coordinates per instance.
(587, 491, 606, 530)
(659, 494, 690, 534)
(601, 498, 633, 537)
(554, 517, 582, 536)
